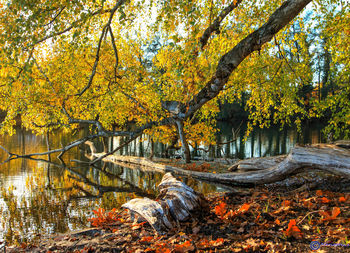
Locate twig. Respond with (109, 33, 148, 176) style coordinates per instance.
(297, 210, 319, 225)
(44, 6, 66, 27)
(274, 36, 306, 85)
(33, 7, 111, 46)
(107, 25, 119, 81)
(0, 145, 14, 157)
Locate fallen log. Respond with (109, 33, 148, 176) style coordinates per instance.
(228, 142, 350, 172)
(122, 173, 203, 233)
(228, 155, 287, 172)
(334, 140, 350, 149)
(85, 142, 350, 186)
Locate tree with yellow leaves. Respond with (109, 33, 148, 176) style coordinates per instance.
(0, 0, 348, 164)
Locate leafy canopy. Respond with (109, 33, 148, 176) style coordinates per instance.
(0, 0, 349, 147)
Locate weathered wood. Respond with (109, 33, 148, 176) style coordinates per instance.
(86, 142, 350, 186)
(334, 140, 350, 149)
(122, 197, 173, 233)
(228, 155, 287, 171)
(122, 173, 202, 233)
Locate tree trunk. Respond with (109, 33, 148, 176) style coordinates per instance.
(175, 120, 191, 163)
(149, 139, 154, 160)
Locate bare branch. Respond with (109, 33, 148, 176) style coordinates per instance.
(90, 132, 143, 165)
(0, 144, 15, 157)
(200, 0, 243, 49)
(44, 6, 66, 27)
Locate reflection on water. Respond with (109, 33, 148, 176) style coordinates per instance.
(0, 128, 224, 244)
(0, 124, 323, 244)
(109, 122, 324, 159)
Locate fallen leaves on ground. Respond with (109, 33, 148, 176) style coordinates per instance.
(9, 188, 350, 253)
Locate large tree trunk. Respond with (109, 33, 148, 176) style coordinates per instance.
(86, 142, 350, 186)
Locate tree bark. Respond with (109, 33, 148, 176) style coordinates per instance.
(122, 173, 203, 234)
(228, 155, 287, 171)
(175, 120, 191, 163)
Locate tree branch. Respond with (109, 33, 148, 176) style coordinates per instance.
(184, 0, 312, 119)
(108, 25, 119, 81)
(75, 0, 127, 97)
(33, 8, 111, 46)
(89, 132, 143, 165)
(44, 6, 66, 27)
(200, 0, 243, 49)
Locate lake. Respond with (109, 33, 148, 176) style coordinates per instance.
(0, 123, 324, 244)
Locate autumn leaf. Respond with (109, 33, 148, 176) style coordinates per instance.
(316, 190, 323, 196)
(237, 203, 251, 214)
(284, 219, 303, 239)
(320, 207, 341, 222)
(174, 240, 195, 253)
(88, 208, 121, 227)
(215, 201, 227, 217)
(321, 197, 330, 203)
(282, 200, 291, 207)
(211, 238, 224, 247)
(140, 236, 153, 243)
(197, 238, 224, 249)
(339, 196, 346, 203)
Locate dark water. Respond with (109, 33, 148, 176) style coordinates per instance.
(0, 123, 323, 244)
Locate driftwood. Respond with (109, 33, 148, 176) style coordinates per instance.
(122, 173, 203, 233)
(228, 155, 287, 172)
(334, 140, 350, 149)
(229, 142, 350, 172)
(85, 141, 350, 186)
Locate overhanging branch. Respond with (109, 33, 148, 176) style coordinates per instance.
(200, 0, 243, 49)
(75, 0, 127, 97)
(184, 0, 312, 119)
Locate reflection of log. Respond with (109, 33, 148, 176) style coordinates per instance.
(67, 167, 156, 198)
(86, 142, 350, 186)
(228, 155, 287, 171)
(122, 173, 202, 233)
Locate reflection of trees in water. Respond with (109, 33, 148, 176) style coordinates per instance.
(0, 125, 325, 244)
(0, 157, 160, 244)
